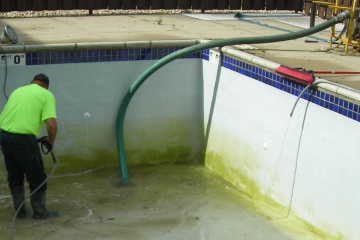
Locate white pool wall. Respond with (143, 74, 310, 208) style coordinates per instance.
(203, 46, 360, 240)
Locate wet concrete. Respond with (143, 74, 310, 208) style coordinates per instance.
(0, 163, 312, 240)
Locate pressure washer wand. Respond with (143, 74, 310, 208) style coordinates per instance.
(50, 151, 57, 164)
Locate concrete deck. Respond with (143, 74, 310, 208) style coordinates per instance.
(0, 12, 359, 90)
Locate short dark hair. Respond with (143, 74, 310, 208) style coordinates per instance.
(33, 73, 49, 87)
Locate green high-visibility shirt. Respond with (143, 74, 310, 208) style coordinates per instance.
(0, 84, 56, 136)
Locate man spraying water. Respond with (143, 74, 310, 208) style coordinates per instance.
(0, 73, 59, 219)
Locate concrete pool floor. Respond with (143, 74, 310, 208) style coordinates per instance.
(0, 164, 318, 240)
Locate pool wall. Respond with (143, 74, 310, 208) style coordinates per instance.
(0, 41, 359, 239)
(0, 41, 204, 173)
(202, 48, 360, 239)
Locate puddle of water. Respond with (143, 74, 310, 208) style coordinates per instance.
(0, 163, 300, 240)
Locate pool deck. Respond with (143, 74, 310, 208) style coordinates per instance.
(0, 12, 360, 90)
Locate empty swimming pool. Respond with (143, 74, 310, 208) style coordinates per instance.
(0, 39, 359, 239)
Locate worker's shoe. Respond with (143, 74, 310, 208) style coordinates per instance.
(10, 186, 27, 218)
(30, 190, 59, 219)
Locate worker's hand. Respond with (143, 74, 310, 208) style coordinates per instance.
(37, 136, 53, 153)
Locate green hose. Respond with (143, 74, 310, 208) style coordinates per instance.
(116, 11, 350, 183)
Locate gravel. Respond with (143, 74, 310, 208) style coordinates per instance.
(0, 9, 299, 18)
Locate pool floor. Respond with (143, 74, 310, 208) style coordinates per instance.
(1, 163, 311, 240)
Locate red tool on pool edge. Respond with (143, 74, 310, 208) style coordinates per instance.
(275, 65, 315, 85)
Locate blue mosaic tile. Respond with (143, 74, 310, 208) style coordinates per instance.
(218, 53, 360, 123)
(24, 47, 360, 123)
(25, 47, 200, 66)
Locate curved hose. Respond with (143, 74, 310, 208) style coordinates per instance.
(116, 11, 350, 182)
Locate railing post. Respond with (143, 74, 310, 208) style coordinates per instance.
(310, 2, 316, 27)
(87, 0, 94, 14)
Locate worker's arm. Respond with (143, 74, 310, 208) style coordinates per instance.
(46, 118, 57, 146)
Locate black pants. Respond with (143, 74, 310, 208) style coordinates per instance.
(0, 130, 47, 192)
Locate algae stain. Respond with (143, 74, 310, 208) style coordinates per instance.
(204, 128, 345, 240)
(204, 128, 264, 200)
(53, 150, 118, 174)
(52, 144, 195, 175)
(206, 151, 344, 240)
(126, 146, 193, 165)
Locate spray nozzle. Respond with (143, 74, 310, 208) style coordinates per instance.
(37, 136, 53, 154)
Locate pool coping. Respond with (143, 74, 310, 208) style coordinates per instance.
(1, 39, 360, 118)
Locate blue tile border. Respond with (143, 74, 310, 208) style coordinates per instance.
(25, 47, 201, 65)
(24, 47, 360, 122)
(202, 50, 360, 122)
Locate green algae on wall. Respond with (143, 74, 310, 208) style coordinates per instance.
(204, 128, 345, 240)
(204, 127, 265, 200)
(126, 146, 193, 165)
(53, 145, 193, 174)
(124, 117, 200, 165)
(42, 117, 200, 173)
(51, 150, 118, 174)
